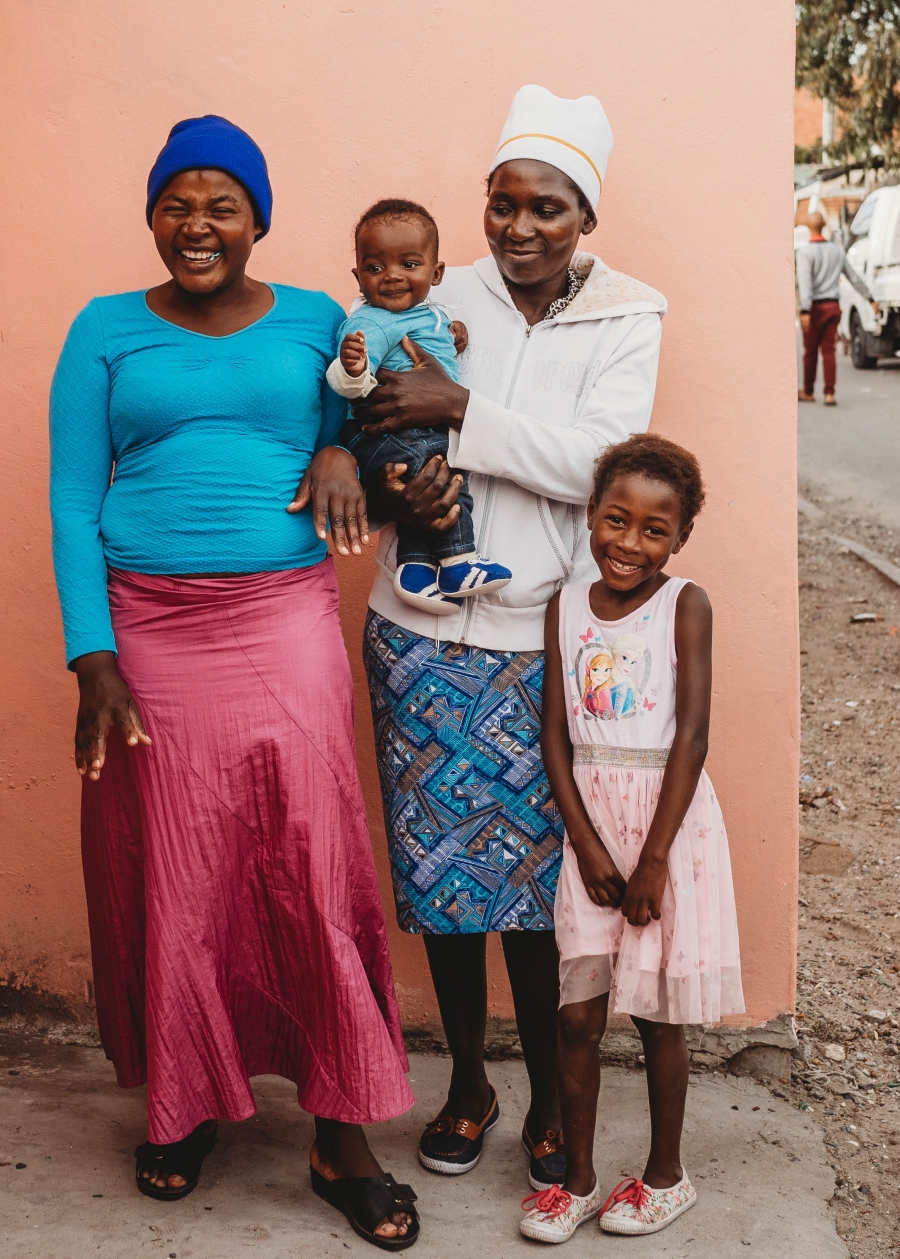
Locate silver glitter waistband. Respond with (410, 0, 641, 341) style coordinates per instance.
(573, 744, 670, 768)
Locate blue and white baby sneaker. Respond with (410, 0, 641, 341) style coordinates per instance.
(394, 563, 463, 616)
(437, 554, 512, 598)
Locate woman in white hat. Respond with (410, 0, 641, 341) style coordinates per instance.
(357, 84, 667, 1189)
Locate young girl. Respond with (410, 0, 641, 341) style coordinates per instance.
(521, 433, 744, 1243)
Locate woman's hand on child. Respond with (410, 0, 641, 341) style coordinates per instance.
(340, 331, 368, 378)
(287, 446, 369, 556)
(620, 854, 667, 927)
(374, 457, 463, 533)
(572, 834, 626, 909)
(357, 338, 469, 435)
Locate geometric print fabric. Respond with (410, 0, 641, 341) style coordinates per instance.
(363, 611, 563, 933)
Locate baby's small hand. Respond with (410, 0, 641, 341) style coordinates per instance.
(449, 320, 468, 356)
(340, 331, 368, 377)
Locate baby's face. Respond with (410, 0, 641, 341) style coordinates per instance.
(354, 216, 443, 312)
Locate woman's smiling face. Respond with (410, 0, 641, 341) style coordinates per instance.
(484, 158, 595, 288)
(151, 169, 261, 296)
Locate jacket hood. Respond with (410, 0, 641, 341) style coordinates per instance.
(472, 250, 667, 321)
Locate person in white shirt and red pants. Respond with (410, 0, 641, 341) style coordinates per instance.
(797, 210, 877, 405)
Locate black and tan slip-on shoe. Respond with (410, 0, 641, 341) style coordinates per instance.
(418, 1088, 499, 1175)
(522, 1119, 566, 1190)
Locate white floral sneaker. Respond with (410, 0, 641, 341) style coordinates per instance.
(598, 1172, 696, 1235)
(519, 1181, 603, 1244)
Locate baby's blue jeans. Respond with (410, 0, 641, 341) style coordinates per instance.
(345, 424, 475, 564)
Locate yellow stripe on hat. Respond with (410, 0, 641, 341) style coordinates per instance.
(494, 133, 602, 192)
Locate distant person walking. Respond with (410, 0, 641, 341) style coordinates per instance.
(797, 210, 876, 405)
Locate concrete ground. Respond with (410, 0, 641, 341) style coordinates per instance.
(0, 1035, 846, 1259)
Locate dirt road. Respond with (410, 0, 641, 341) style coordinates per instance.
(792, 480, 900, 1259)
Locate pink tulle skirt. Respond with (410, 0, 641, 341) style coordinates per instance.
(81, 561, 413, 1143)
(555, 765, 744, 1024)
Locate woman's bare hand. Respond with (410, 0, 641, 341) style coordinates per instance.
(369, 456, 463, 533)
(287, 446, 369, 556)
(73, 651, 152, 781)
(358, 338, 469, 436)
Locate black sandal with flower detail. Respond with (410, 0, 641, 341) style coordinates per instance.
(310, 1164, 420, 1251)
(134, 1121, 218, 1201)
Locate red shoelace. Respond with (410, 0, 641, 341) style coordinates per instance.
(599, 1177, 650, 1217)
(521, 1183, 573, 1218)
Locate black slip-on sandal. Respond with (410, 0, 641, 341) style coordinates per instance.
(134, 1122, 218, 1201)
(310, 1164, 420, 1251)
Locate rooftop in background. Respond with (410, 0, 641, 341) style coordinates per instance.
(796, 158, 886, 192)
(795, 163, 819, 187)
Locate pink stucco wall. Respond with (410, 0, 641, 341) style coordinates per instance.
(0, 1, 798, 1027)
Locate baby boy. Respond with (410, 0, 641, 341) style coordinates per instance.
(327, 198, 511, 615)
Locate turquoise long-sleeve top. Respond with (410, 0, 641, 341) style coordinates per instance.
(49, 284, 345, 667)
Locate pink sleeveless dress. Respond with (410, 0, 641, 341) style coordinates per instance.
(554, 578, 744, 1024)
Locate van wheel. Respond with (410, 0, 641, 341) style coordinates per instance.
(850, 310, 878, 369)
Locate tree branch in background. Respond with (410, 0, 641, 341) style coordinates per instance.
(796, 2, 900, 168)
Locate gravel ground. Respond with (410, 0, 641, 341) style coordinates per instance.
(792, 481, 900, 1259)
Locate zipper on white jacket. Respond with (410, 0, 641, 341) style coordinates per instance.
(460, 322, 533, 644)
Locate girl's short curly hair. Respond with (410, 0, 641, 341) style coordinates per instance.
(592, 433, 706, 525)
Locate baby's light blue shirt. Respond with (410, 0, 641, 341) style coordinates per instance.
(337, 300, 459, 381)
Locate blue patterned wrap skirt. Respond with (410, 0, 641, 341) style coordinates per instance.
(363, 611, 563, 933)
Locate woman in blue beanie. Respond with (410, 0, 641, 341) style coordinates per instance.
(49, 116, 419, 1249)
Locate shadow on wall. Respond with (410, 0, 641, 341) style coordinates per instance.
(0, 976, 96, 1028)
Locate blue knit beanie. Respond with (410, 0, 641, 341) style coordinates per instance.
(146, 115, 272, 236)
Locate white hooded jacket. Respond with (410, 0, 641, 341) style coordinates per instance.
(367, 250, 667, 651)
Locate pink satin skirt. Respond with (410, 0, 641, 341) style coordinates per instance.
(81, 560, 413, 1144)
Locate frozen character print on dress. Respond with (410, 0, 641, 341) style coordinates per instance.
(581, 646, 615, 720)
(571, 627, 651, 724)
(610, 633, 648, 717)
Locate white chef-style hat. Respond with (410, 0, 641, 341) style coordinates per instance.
(489, 84, 614, 210)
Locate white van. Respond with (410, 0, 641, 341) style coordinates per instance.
(839, 185, 900, 367)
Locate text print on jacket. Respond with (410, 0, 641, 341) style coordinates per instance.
(368, 250, 667, 651)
